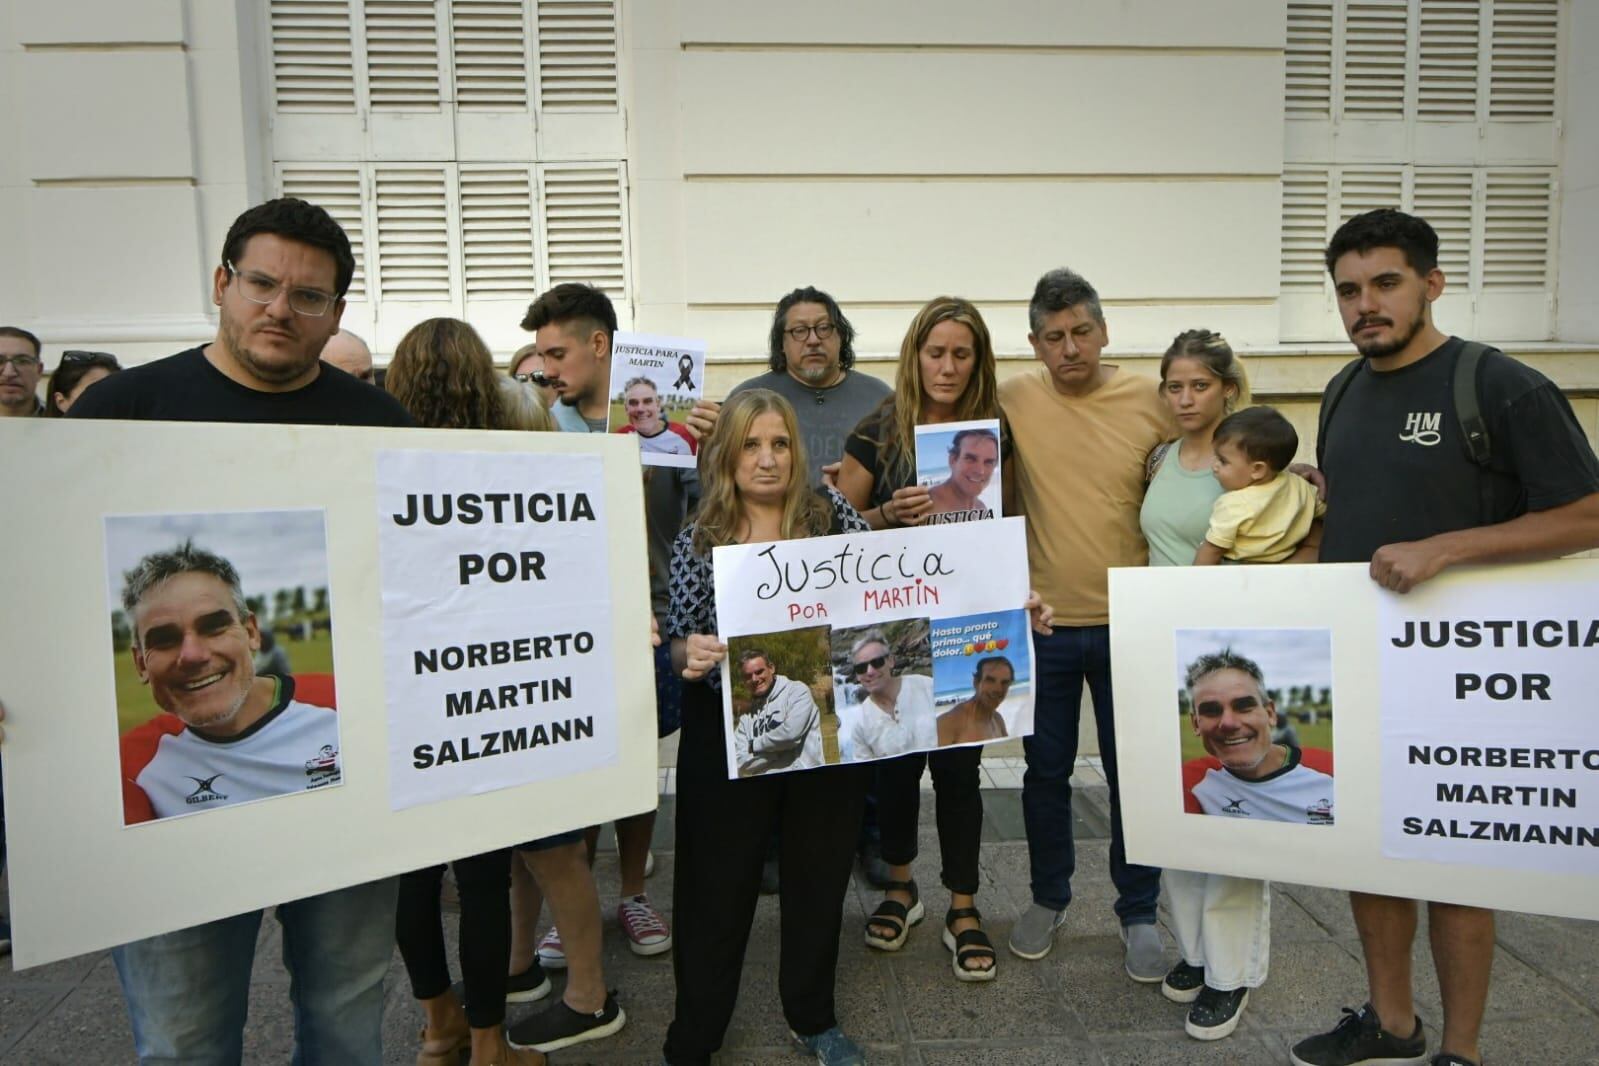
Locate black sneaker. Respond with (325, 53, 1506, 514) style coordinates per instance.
(505, 960, 551, 1004)
(1431, 1056, 1478, 1066)
(1161, 960, 1205, 1004)
(0, 916, 11, 957)
(1186, 985, 1248, 1040)
(508, 991, 626, 1052)
(1290, 1003, 1428, 1066)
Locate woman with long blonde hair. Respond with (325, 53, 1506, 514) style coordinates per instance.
(834, 297, 1022, 982)
(664, 389, 873, 1065)
(387, 316, 549, 1066)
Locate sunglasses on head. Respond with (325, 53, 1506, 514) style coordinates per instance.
(850, 654, 889, 677)
(61, 350, 121, 367)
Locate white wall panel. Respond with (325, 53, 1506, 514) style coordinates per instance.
(681, 180, 1280, 303)
(1558, 0, 1599, 342)
(681, 0, 1285, 48)
(20, 53, 195, 180)
(680, 52, 1283, 175)
(25, 187, 205, 322)
(13, 0, 182, 44)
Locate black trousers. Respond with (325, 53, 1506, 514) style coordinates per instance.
(874, 745, 984, 895)
(664, 681, 869, 1065)
(395, 848, 514, 1029)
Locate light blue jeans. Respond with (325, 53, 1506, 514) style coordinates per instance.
(112, 877, 398, 1066)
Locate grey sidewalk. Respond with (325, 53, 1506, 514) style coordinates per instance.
(4, 772, 1598, 1064)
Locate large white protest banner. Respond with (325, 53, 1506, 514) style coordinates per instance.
(0, 419, 656, 967)
(711, 516, 1035, 779)
(1111, 560, 1599, 922)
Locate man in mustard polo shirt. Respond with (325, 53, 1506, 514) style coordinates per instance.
(999, 268, 1174, 980)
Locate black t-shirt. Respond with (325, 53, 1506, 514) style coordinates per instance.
(1319, 336, 1599, 563)
(68, 347, 413, 427)
(842, 402, 907, 510)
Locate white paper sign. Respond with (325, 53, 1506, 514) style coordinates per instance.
(914, 419, 1001, 524)
(0, 420, 656, 968)
(711, 517, 1035, 778)
(607, 331, 706, 468)
(1380, 576, 1599, 874)
(377, 450, 619, 810)
(1111, 561, 1599, 922)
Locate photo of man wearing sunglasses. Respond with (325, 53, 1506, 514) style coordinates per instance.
(837, 624, 936, 763)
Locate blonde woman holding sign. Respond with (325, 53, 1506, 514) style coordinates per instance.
(664, 389, 873, 1066)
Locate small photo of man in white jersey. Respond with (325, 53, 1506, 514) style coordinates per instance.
(1175, 632, 1334, 825)
(106, 511, 341, 825)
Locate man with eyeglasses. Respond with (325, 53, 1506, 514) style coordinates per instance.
(55, 197, 411, 1065)
(726, 287, 890, 485)
(0, 327, 46, 417)
(69, 198, 409, 429)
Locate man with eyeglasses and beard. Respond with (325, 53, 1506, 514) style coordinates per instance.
(0, 327, 46, 417)
(727, 287, 890, 485)
(54, 197, 412, 1066)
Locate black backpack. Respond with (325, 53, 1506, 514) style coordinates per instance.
(1315, 340, 1497, 522)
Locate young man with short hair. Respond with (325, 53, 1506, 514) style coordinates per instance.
(1291, 208, 1599, 1066)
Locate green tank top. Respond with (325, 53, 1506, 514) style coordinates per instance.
(1139, 443, 1223, 567)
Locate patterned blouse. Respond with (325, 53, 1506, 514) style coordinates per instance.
(666, 487, 869, 692)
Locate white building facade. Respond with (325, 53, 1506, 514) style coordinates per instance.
(3, 0, 1596, 424)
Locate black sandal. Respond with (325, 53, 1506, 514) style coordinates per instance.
(863, 879, 923, 951)
(942, 906, 997, 982)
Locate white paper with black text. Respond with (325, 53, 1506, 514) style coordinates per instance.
(377, 450, 618, 810)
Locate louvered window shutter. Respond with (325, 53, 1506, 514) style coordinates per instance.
(1286, 3, 1334, 118)
(364, 0, 443, 109)
(1417, 2, 1479, 120)
(1280, 168, 1331, 293)
(1281, 1, 1562, 342)
(460, 166, 541, 326)
(1489, 0, 1558, 119)
(1340, 1, 1409, 119)
(538, 163, 630, 315)
(534, 0, 625, 158)
(374, 167, 453, 302)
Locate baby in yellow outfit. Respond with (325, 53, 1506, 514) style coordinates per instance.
(1195, 406, 1325, 565)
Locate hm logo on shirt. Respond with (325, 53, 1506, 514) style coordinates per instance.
(1399, 411, 1442, 447)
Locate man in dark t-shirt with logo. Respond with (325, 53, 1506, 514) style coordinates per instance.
(64, 197, 410, 1065)
(1290, 209, 1599, 1066)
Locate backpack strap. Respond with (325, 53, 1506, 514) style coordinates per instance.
(1316, 357, 1365, 470)
(1454, 340, 1492, 467)
(1453, 340, 1496, 525)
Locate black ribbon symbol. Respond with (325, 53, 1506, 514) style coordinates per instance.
(673, 354, 695, 390)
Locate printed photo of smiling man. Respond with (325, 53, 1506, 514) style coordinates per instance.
(1175, 630, 1334, 826)
(915, 421, 1001, 524)
(105, 510, 342, 826)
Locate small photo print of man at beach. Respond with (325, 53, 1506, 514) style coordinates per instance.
(915, 419, 1001, 523)
(931, 609, 1033, 746)
(1175, 628, 1334, 826)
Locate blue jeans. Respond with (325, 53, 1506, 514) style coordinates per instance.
(112, 877, 398, 1065)
(1022, 625, 1159, 924)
